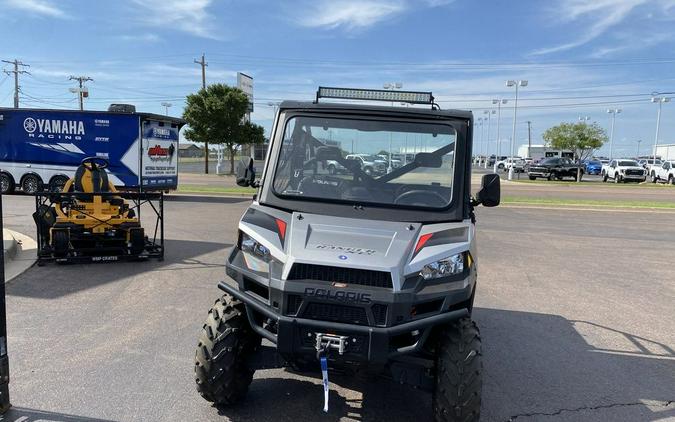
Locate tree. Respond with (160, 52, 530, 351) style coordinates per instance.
(542, 122, 608, 182)
(230, 121, 266, 174)
(182, 83, 266, 174)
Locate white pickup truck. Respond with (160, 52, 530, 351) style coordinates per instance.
(651, 160, 675, 184)
(601, 159, 647, 183)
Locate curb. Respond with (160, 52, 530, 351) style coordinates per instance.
(2, 229, 18, 263)
(2, 229, 37, 283)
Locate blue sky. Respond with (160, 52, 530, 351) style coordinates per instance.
(3, 0, 675, 157)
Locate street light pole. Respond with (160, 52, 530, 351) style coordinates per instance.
(637, 139, 642, 157)
(383, 82, 402, 173)
(606, 109, 621, 160)
(506, 80, 528, 180)
(651, 97, 670, 164)
(475, 117, 484, 165)
(483, 110, 495, 168)
(161, 102, 172, 116)
(492, 98, 507, 161)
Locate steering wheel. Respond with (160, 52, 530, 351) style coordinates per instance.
(394, 190, 447, 207)
(81, 156, 109, 170)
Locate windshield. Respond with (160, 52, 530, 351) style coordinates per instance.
(540, 158, 558, 165)
(619, 160, 639, 166)
(272, 115, 457, 209)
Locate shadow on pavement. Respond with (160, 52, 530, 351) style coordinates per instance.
(476, 307, 675, 421)
(210, 307, 674, 422)
(6, 238, 229, 299)
(1, 407, 115, 421)
(166, 195, 252, 204)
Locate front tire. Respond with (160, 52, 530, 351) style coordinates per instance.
(327, 165, 336, 175)
(49, 175, 69, 192)
(0, 173, 14, 194)
(528, 175, 536, 180)
(433, 318, 482, 422)
(21, 174, 43, 194)
(669, 175, 674, 185)
(195, 295, 260, 405)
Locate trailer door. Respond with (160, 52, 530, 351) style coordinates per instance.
(140, 118, 179, 189)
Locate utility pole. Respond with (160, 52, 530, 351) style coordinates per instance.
(68, 76, 93, 111)
(2, 59, 30, 109)
(194, 54, 209, 173)
(527, 120, 532, 158)
(0, 191, 9, 413)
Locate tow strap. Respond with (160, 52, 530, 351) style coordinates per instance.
(320, 353, 329, 413)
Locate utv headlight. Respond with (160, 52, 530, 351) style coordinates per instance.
(239, 232, 271, 273)
(420, 253, 464, 280)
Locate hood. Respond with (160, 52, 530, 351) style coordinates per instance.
(285, 212, 419, 274)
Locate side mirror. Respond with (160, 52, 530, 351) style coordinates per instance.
(475, 173, 500, 207)
(236, 157, 256, 187)
(315, 146, 341, 161)
(414, 152, 443, 168)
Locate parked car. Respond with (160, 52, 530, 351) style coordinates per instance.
(640, 158, 663, 175)
(585, 160, 603, 175)
(495, 157, 523, 171)
(651, 160, 675, 184)
(527, 157, 584, 180)
(345, 154, 387, 175)
(377, 154, 403, 170)
(601, 159, 646, 183)
(324, 160, 347, 175)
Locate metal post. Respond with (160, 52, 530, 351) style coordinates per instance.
(0, 191, 10, 413)
(483, 110, 493, 168)
(527, 120, 532, 159)
(652, 98, 669, 163)
(194, 54, 208, 174)
(508, 84, 519, 180)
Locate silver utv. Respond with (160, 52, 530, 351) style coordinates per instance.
(195, 91, 500, 422)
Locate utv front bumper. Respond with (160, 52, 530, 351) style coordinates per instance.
(220, 254, 474, 365)
(219, 281, 468, 365)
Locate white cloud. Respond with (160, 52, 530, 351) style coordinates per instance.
(5, 0, 67, 18)
(531, 0, 649, 55)
(118, 33, 162, 43)
(297, 0, 406, 30)
(130, 0, 221, 39)
(294, 0, 455, 31)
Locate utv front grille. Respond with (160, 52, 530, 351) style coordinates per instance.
(287, 263, 393, 289)
(286, 294, 303, 316)
(302, 303, 369, 325)
(371, 304, 388, 326)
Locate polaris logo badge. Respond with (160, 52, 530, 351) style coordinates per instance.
(315, 244, 376, 255)
(304, 287, 372, 304)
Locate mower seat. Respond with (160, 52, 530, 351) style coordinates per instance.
(74, 162, 111, 193)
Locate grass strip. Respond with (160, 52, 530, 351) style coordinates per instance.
(502, 196, 675, 209)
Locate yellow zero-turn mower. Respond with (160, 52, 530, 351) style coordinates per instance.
(33, 157, 145, 260)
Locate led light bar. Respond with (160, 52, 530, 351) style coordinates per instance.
(317, 87, 434, 105)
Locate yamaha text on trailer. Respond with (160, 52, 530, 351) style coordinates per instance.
(0, 107, 184, 194)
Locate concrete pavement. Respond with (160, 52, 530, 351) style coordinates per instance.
(0, 194, 673, 421)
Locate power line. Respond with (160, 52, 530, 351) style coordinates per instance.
(69, 75, 93, 110)
(2, 59, 30, 108)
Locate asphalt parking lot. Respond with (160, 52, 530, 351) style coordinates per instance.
(1, 190, 674, 422)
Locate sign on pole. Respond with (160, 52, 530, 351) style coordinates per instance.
(237, 72, 254, 115)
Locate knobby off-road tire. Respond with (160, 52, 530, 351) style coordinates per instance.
(195, 295, 261, 405)
(433, 318, 482, 422)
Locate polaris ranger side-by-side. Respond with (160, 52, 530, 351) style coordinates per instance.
(194, 87, 500, 421)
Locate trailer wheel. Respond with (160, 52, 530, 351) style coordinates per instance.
(49, 175, 69, 193)
(0, 173, 14, 194)
(21, 174, 43, 194)
(432, 318, 482, 422)
(129, 228, 145, 255)
(195, 295, 260, 405)
(52, 230, 70, 258)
